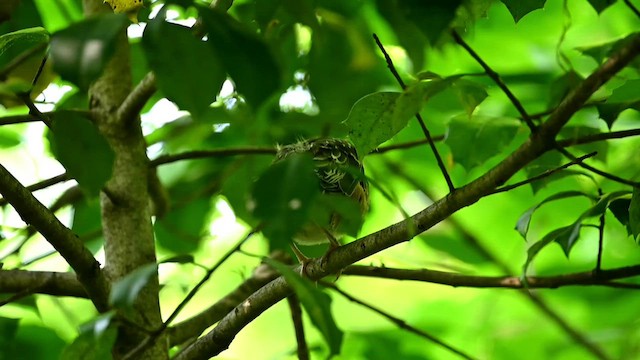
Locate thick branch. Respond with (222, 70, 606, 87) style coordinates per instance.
(0, 270, 87, 298)
(117, 72, 157, 125)
(0, 165, 109, 310)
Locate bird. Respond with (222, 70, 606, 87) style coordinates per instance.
(274, 138, 369, 264)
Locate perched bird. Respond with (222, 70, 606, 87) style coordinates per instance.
(275, 138, 369, 262)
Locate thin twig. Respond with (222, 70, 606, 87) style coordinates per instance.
(321, 281, 477, 360)
(451, 31, 537, 132)
(596, 188, 605, 272)
(371, 137, 441, 154)
(556, 128, 640, 147)
(372, 33, 455, 192)
(17, 94, 51, 128)
(342, 264, 640, 289)
(490, 152, 597, 194)
(150, 147, 276, 167)
(122, 227, 261, 360)
(0, 173, 69, 207)
(624, 0, 640, 18)
(555, 146, 640, 187)
(287, 294, 309, 360)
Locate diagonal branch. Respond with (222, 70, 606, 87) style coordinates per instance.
(117, 72, 157, 125)
(0, 165, 109, 311)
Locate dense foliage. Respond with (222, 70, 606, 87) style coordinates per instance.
(0, 0, 640, 359)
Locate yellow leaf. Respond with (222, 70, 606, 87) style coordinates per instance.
(104, 0, 143, 22)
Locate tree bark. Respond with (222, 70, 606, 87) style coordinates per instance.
(82, 1, 166, 358)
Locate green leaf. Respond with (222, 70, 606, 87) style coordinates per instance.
(594, 80, 640, 128)
(50, 14, 128, 90)
(451, 78, 487, 117)
(0, 26, 50, 107)
(49, 111, 114, 197)
(444, 116, 520, 172)
(525, 191, 631, 268)
(71, 198, 102, 235)
(525, 225, 571, 270)
(500, 0, 546, 23)
(630, 187, 640, 241)
(154, 198, 211, 253)
(142, 17, 225, 118)
(576, 33, 640, 68)
(0, 26, 48, 70)
(396, 0, 463, 44)
(252, 154, 320, 249)
(344, 80, 451, 156)
(0, 127, 21, 147)
(344, 92, 400, 156)
(109, 263, 158, 310)
(62, 313, 117, 360)
(607, 79, 640, 103)
(199, 6, 281, 108)
(5, 324, 66, 358)
(515, 191, 591, 239)
(263, 258, 343, 356)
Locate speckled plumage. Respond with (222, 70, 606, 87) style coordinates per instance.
(275, 138, 369, 245)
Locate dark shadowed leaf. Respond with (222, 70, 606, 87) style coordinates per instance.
(263, 258, 343, 356)
(109, 263, 158, 311)
(609, 198, 632, 235)
(631, 188, 640, 241)
(142, 17, 225, 118)
(49, 112, 114, 196)
(309, 194, 364, 239)
(451, 78, 487, 117)
(252, 154, 319, 249)
(50, 14, 128, 90)
(396, 0, 463, 44)
(154, 198, 211, 253)
(525, 191, 631, 269)
(516, 191, 591, 239)
(445, 116, 520, 171)
(62, 312, 117, 360)
(199, 6, 281, 108)
(375, 0, 427, 69)
(500, 0, 546, 23)
(0, 317, 19, 352)
(587, 0, 616, 13)
(3, 324, 66, 359)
